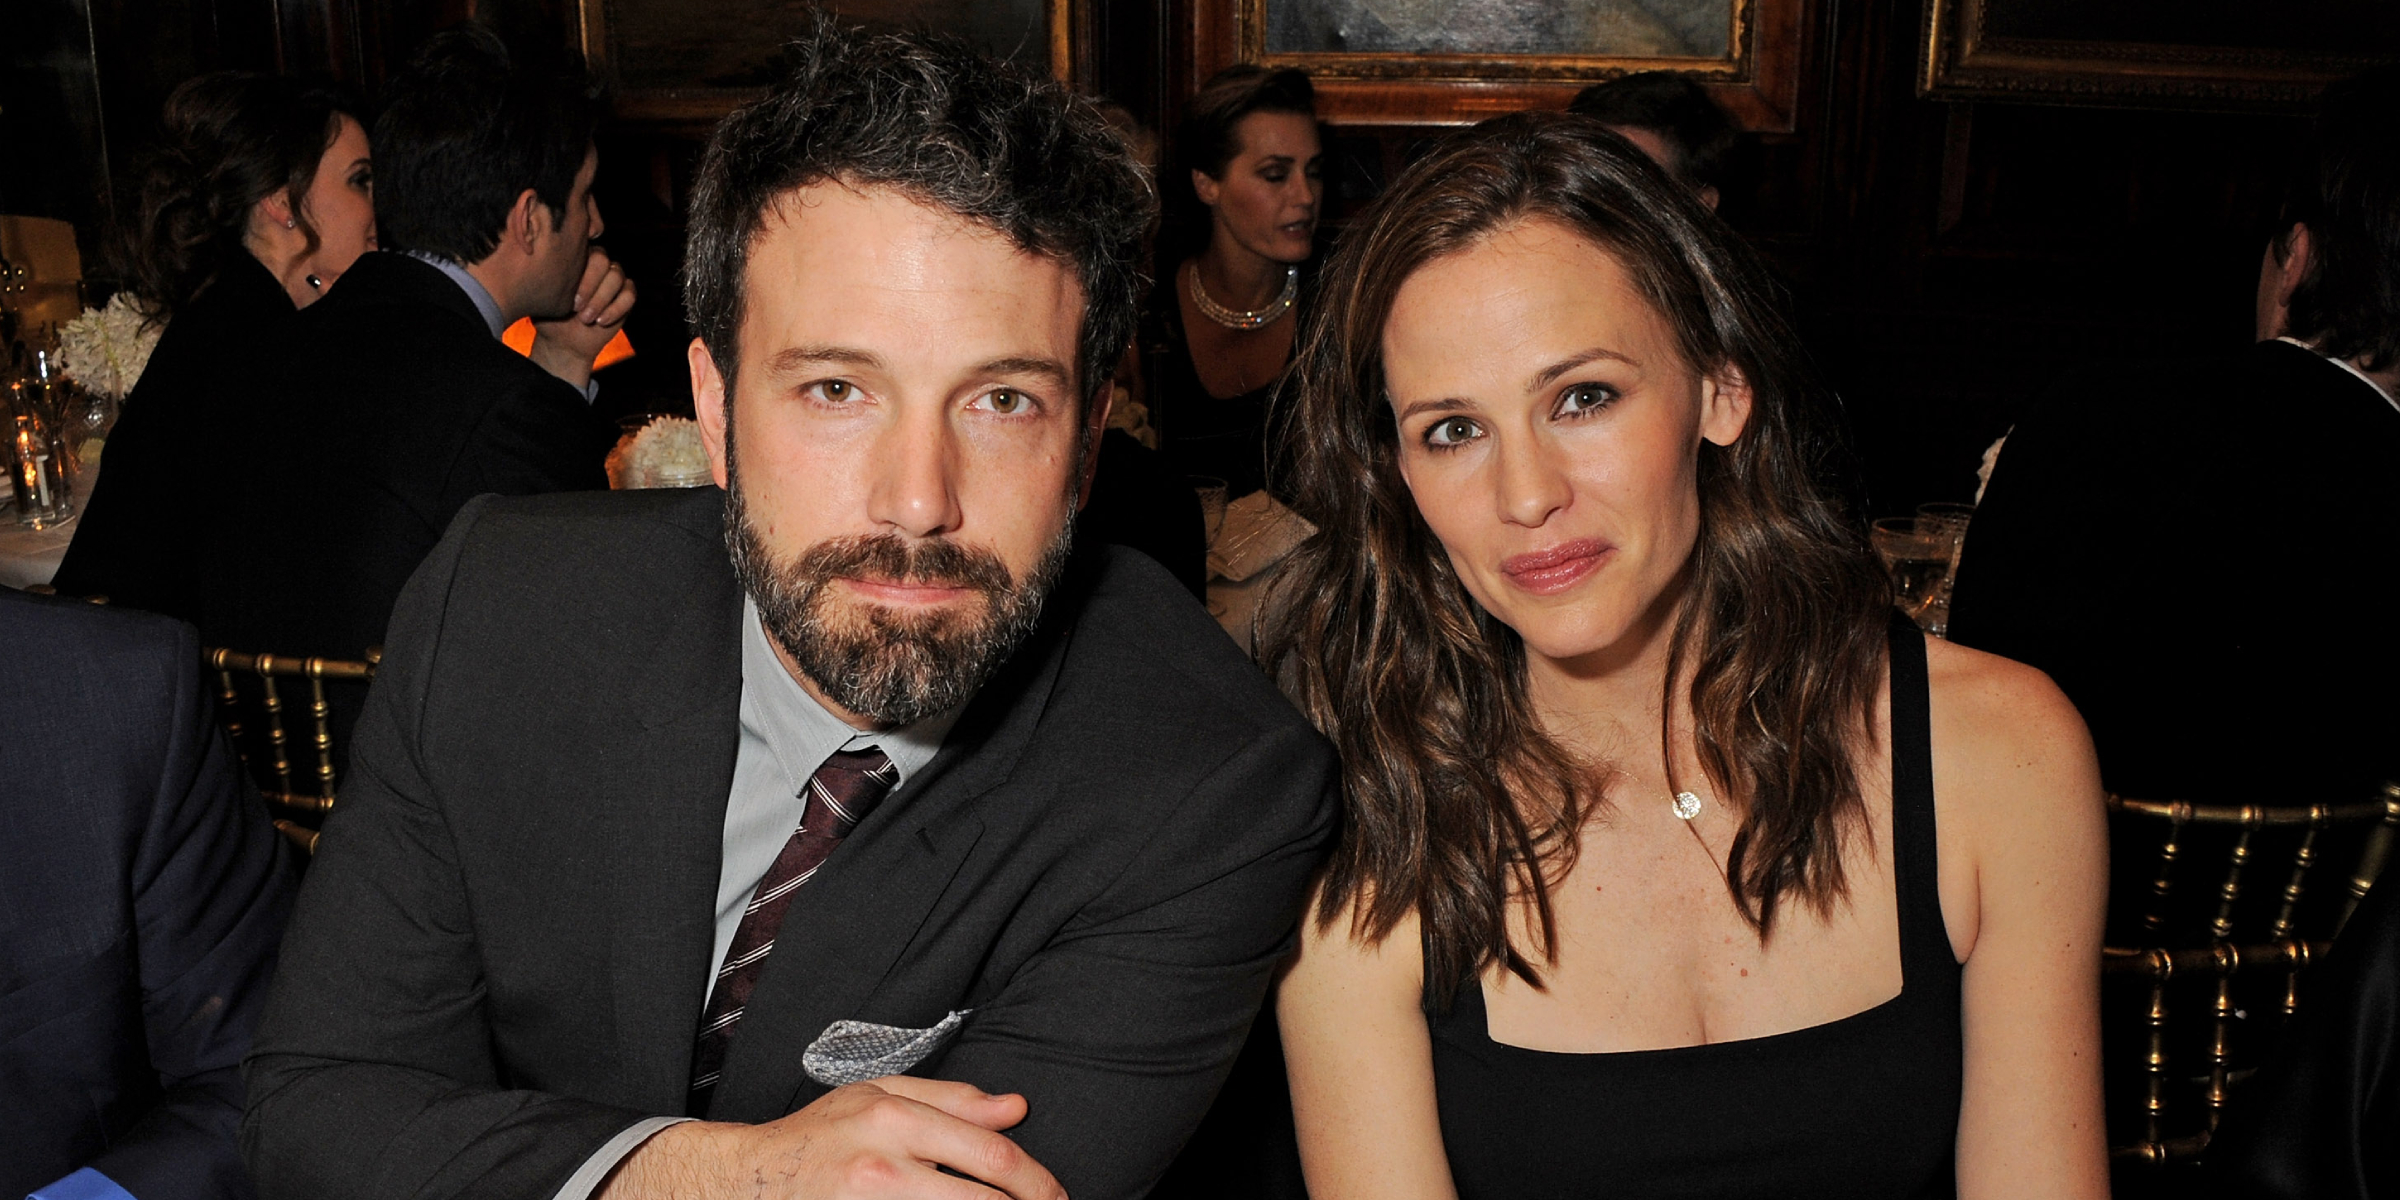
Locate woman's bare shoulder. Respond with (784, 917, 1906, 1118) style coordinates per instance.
(1922, 636, 2093, 773)
(1919, 635, 2106, 877)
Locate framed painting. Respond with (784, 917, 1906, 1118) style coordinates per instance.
(1195, 0, 1808, 132)
(577, 0, 1080, 122)
(1921, 0, 2400, 109)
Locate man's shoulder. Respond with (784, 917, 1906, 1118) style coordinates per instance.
(1051, 546, 1323, 748)
(0, 591, 192, 792)
(446, 487, 726, 588)
(0, 587, 193, 681)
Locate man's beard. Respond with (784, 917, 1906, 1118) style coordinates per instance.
(725, 458, 1074, 728)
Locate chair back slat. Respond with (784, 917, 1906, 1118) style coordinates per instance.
(2103, 787, 2397, 1167)
(203, 645, 378, 854)
(2268, 814, 2326, 943)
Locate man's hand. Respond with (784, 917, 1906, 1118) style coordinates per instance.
(598, 1076, 1066, 1200)
(528, 247, 636, 391)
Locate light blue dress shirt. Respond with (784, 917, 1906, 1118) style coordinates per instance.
(400, 250, 602, 404)
(27, 1168, 134, 1200)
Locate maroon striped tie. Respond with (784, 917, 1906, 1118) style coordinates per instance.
(687, 746, 900, 1117)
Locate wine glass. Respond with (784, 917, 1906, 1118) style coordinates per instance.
(1870, 517, 1953, 637)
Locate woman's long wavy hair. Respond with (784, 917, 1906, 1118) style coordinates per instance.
(115, 72, 359, 320)
(1259, 112, 1893, 1006)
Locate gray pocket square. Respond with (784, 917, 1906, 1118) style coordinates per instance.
(802, 1009, 973, 1086)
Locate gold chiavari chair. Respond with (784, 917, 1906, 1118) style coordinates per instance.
(205, 646, 379, 854)
(2102, 783, 2400, 1168)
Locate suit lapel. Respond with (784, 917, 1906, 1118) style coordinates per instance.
(603, 549, 745, 1111)
(708, 563, 1083, 1119)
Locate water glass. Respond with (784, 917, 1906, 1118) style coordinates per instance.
(10, 411, 73, 528)
(1870, 516, 1952, 637)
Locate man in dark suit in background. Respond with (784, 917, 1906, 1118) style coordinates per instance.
(1948, 68, 2400, 810)
(207, 25, 632, 665)
(1, 589, 296, 1200)
(243, 22, 1336, 1200)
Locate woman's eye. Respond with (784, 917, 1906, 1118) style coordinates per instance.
(1262, 169, 1288, 183)
(1424, 416, 1482, 448)
(1558, 383, 1616, 417)
(352, 170, 373, 191)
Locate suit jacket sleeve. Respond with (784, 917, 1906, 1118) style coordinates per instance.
(241, 497, 646, 1200)
(934, 723, 1338, 1200)
(87, 621, 298, 1200)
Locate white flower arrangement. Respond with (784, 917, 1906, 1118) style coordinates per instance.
(609, 416, 716, 489)
(54, 293, 162, 402)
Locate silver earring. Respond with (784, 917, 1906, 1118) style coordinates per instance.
(305, 274, 323, 291)
(284, 218, 297, 229)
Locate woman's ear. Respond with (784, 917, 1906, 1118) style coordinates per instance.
(254, 190, 296, 233)
(1699, 365, 1755, 448)
(1191, 167, 1222, 208)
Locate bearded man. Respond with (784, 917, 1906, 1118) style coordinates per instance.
(239, 23, 1335, 1200)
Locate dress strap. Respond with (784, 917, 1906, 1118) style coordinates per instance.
(1885, 613, 1952, 984)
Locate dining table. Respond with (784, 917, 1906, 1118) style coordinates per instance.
(0, 456, 99, 591)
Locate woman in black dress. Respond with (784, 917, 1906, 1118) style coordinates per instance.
(1265, 114, 2110, 1199)
(54, 72, 375, 617)
(1145, 65, 1323, 501)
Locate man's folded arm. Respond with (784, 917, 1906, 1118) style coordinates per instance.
(931, 722, 1339, 1200)
(240, 498, 650, 1200)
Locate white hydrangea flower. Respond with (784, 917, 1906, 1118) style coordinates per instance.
(54, 293, 162, 402)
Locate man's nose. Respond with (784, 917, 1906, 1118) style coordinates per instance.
(865, 408, 964, 540)
(588, 198, 606, 242)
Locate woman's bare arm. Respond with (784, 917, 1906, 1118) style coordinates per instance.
(1278, 904, 1460, 1200)
(1926, 639, 2111, 1200)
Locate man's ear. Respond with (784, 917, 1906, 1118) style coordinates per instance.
(1191, 167, 1222, 208)
(1076, 384, 1116, 511)
(690, 337, 732, 490)
(1699, 364, 1754, 448)
(507, 187, 550, 256)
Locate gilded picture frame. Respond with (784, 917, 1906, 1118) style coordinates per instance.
(1920, 0, 2400, 109)
(575, 0, 1080, 123)
(1200, 0, 1806, 132)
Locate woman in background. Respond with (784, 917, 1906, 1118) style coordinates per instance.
(1145, 64, 1322, 501)
(55, 72, 374, 617)
(1267, 113, 2109, 1199)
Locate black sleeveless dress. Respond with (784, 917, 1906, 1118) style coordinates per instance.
(1428, 617, 1962, 1199)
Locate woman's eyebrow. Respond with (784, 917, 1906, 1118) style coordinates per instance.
(1528, 346, 1636, 393)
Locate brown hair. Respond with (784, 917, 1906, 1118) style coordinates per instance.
(116, 72, 359, 319)
(1259, 112, 1892, 1005)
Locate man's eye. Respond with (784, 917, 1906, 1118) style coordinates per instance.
(982, 388, 1028, 415)
(810, 380, 854, 402)
(1425, 416, 1481, 448)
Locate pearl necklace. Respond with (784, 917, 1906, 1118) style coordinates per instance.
(1185, 259, 1298, 330)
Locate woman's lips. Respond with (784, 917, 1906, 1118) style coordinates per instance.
(1499, 539, 1612, 595)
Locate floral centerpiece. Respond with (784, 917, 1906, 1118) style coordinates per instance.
(54, 293, 161, 403)
(608, 416, 715, 489)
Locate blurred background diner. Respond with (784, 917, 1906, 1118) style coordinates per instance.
(4, 1, 2398, 1197)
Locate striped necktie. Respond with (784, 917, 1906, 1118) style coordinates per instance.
(687, 746, 899, 1117)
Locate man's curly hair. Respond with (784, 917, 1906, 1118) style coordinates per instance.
(683, 16, 1155, 408)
